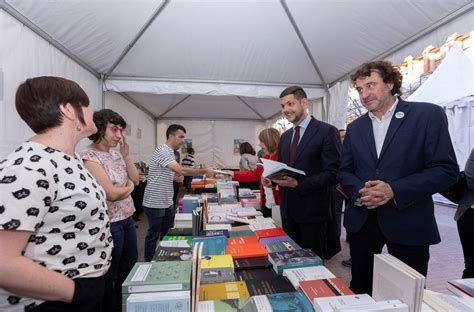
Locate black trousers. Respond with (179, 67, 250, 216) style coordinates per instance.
(282, 215, 327, 259)
(349, 211, 430, 295)
(457, 208, 474, 278)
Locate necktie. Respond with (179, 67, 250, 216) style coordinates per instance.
(289, 126, 300, 166)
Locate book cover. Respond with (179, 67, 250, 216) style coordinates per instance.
(199, 281, 250, 301)
(447, 278, 474, 297)
(152, 246, 193, 261)
(191, 242, 203, 312)
(198, 298, 257, 312)
(198, 229, 230, 238)
(268, 248, 323, 274)
(299, 278, 353, 302)
(122, 261, 192, 294)
(254, 227, 287, 239)
(167, 227, 194, 236)
(283, 265, 335, 289)
(313, 294, 375, 312)
(233, 257, 273, 271)
(126, 291, 190, 312)
(228, 230, 256, 238)
(266, 291, 314, 311)
(228, 236, 260, 246)
(265, 238, 301, 253)
(162, 235, 193, 245)
(201, 254, 235, 271)
(259, 235, 292, 245)
(192, 235, 227, 256)
(201, 267, 236, 284)
(236, 268, 295, 296)
(226, 243, 268, 259)
(261, 158, 306, 181)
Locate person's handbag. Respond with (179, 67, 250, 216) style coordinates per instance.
(439, 172, 467, 204)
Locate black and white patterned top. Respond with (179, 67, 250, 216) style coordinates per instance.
(0, 141, 113, 311)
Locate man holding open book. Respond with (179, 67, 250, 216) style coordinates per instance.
(266, 86, 341, 259)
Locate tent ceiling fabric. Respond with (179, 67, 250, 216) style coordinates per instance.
(3, 0, 473, 120)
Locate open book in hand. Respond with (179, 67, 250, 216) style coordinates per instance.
(260, 158, 305, 181)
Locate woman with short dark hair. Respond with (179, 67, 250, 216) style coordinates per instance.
(239, 142, 258, 170)
(80, 109, 139, 311)
(0, 76, 112, 311)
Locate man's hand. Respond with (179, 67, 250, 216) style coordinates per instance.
(273, 176, 298, 188)
(358, 180, 394, 209)
(262, 177, 273, 188)
(204, 168, 216, 178)
(174, 174, 184, 183)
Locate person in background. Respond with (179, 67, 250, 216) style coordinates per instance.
(172, 149, 182, 209)
(181, 147, 196, 191)
(268, 86, 341, 259)
(142, 124, 216, 261)
(455, 149, 474, 278)
(239, 142, 258, 170)
(80, 109, 139, 312)
(338, 60, 458, 294)
(0, 76, 112, 311)
(229, 128, 281, 218)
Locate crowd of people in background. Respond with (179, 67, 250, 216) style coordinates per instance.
(0, 58, 471, 311)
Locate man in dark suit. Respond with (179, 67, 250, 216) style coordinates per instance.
(456, 149, 474, 278)
(338, 60, 459, 294)
(270, 86, 341, 259)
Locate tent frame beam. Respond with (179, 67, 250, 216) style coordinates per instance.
(329, 1, 474, 87)
(0, 0, 100, 79)
(106, 0, 170, 76)
(157, 94, 191, 119)
(116, 92, 156, 120)
(237, 96, 265, 119)
(281, 0, 328, 88)
(106, 75, 325, 89)
(159, 117, 265, 122)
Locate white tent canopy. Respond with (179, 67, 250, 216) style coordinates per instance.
(407, 44, 474, 171)
(1, 0, 473, 165)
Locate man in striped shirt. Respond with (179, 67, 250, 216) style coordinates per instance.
(142, 125, 215, 261)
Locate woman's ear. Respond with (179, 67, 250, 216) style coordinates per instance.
(59, 103, 76, 121)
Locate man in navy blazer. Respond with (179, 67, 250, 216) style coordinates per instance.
(271, 86, 341, 258)
(338, 60, 459, 294)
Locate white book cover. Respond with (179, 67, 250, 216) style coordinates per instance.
(260, 158, 306, 180)
(313, 294, 375, 312)
(447, 278, 474, 298)
(423, 289, 474, 312)
(335, 300, 408, 312)
(204, 223, 232, 231)
(372, 254, 423, 312)
(283, 265, 336, 289)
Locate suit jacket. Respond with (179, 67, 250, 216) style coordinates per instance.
(338, 98, 459, 246)
(278, 117, 341, 223)
(455, 149, 474, 221)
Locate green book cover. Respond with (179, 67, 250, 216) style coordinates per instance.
(162, 235, 193, 245)
(122, 261, 192, 294)
(265, 239, 301, 253)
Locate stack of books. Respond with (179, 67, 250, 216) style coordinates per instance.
(299, 277, 354, 303)
(372, 253, 425, 312)
(423, 289, 474, 311)
(200, 255, 236, 284)
(282, 265, 335, 289)
(123, 261, 192, 311)
(174, 213, 192, 229)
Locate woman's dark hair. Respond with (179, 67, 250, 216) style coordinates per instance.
(350, 60, 403, 96)
(15, 76, 89, 133)
(239, 142, 256, 155)
(88, 109, 126, 143)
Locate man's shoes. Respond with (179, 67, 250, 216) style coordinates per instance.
(342, 258, 352, 267)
